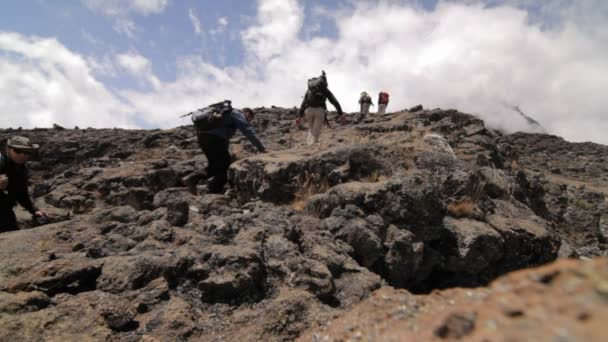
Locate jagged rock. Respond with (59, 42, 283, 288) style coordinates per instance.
(299, 258, 608, 342)
(0, 291, 50, 314)
(409, 104, 423, 112)
(198, 245, 266, 304)
(97, 294, 136, 331)
(442, 217, 503, 273)
(230, 144, 385, 204)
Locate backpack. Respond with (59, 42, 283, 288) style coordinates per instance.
(307, 71, 327, 103)
(379, 92, 389, 104)
(191, 100, 233, 131)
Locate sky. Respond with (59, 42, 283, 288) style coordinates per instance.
(1, 0, 607, 144)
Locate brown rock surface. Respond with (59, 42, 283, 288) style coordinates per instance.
(299, 258, 608, 342)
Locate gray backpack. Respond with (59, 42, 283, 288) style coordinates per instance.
(307, 71, 328, 104)
(191, 100, 233, 132)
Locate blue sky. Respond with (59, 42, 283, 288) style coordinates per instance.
(1, 0, 607, 144)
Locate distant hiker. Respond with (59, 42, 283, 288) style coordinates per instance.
(192, 102, 266, 194)
(377, 91, 390, 114)
(358, 91, 373, 115)
(0, 136, 47, 232)
(297, 71, 344, 145)
(355, 91, 374, 123)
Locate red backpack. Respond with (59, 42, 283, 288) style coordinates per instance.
(379, 92, 389, 104)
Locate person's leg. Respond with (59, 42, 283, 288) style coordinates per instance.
(378, 104, 386, 114)
(362, 103, 370, 115)
(199, 134, 230, 193)
(208, 139, 230, 194)
(209, 143, 230, 194)
(305, 108, 315, 145)
(311, 108, 325, 143)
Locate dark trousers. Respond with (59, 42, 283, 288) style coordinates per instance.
(0, 203, 18, 233)
(197, 133, 231, 194)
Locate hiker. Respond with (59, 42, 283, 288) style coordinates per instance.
(358, 91, 373, 115)
(356, 91, 374, 123)
(297, 71, 344, 145)
(196, 106, 266, 194)
(377, 91, 390, 114)
(0, 136, 47, 232)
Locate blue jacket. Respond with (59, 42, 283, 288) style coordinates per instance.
(202, 109, 265, 152)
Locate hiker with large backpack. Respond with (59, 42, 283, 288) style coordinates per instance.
(187, 101, 266, 194)
(1, 136, 48, 232)
(377, 91, 390, 114)
(296, 71, 344, 145)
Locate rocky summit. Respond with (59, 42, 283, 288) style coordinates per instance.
(0, 107, 606, 341)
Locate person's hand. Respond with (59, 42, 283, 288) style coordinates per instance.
(295, 117, 303, 126)
(0, 175, 8, 190)
(34, 210, 48, 218)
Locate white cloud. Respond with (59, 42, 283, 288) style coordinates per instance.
(116, 51, 160, 89)
(112, 18, 139, 39)
(189, 8, 202, 36)
(82, 0, 169, 39)
(82, 0, 169, 16)
(86, 54, 117, 77)
(210, 17, 229, 36)
(242, 0, 304, 60)
(0, 32, 135, 128)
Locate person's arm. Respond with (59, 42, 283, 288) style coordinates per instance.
(325, 89, 343, 115)
(233, 113, 266, 152)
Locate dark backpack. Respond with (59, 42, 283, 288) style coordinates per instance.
(307, 71, 327, 103)
(191, 100, 233, 131)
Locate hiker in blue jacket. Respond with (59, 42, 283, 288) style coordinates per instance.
(196, 108, 266, 194)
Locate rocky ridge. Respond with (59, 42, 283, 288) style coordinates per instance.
(0, 106, 606, 341)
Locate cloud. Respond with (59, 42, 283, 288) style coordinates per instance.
(82, 0, 169, 16)
(82, 0, 169, 39)
(210, 17, 229, 36)
(87, 54, 117, 77)
(189, 8, 202, 36)
(116, 51, 160, 89)
(0, 32, 135, 128)
(112, 18, 139, 39)
(242, 0, 304, 60)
